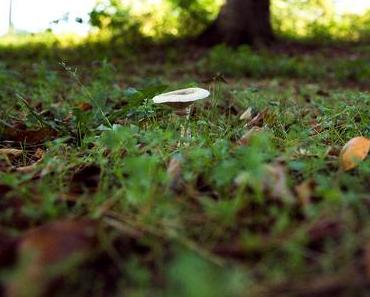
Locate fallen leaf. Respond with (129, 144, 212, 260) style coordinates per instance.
(2, 127, 57, 145)
(20, 219, 97, 264)
(77, 102, 93, 111)
(0, 148, 44, 173)
(0, 148, 23, 157)
(16, 148, 45, 173)
(6, 219, 97, 297)
(0, 149, 23, 171)
(240, 107, 253, 121)
(340, 136, 370, 171)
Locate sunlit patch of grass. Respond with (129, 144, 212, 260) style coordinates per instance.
(202, 44, 370, 85)
(0, 32, 87, 48)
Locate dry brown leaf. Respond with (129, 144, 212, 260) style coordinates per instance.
(6, 219, 97, 297)
(16, 148, 45, 173)
(0, 149, 24, 170)
(3, 127, 57, 144)
(0, 148, 44, 173)
(19, 219, 97, 264)
(339, 136, 370, 171)
(0, 148, 23, 157)
(77, 102, 93, 111)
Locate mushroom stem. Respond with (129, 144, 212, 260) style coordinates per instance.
(174, 108, 190, 117)
(177, 107, 192, 146)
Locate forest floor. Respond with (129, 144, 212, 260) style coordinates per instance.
(0, 39, 369, 297)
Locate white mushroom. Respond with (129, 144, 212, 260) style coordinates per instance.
(152, 87, 210, 116)
(153, 88, 210, 104)
(153, 87, 210, 145)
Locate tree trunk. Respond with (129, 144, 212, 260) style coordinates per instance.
(197, 0, 274, 46)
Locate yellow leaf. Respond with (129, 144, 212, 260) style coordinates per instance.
(340, 136, 370, 171)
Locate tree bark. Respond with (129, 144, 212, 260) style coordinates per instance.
(197, 0, 274, 46)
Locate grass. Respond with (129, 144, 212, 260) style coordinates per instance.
(0, 38, 369, 297)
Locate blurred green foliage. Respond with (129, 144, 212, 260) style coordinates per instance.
(88, 0, 222, 39)
(89, 0, 146, 44)
(86, 0, 370, 42)
(272, 0, 370, 41)
(167, 0, 222, 35)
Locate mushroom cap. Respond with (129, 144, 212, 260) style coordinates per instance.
(152, 88, 210, 104)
